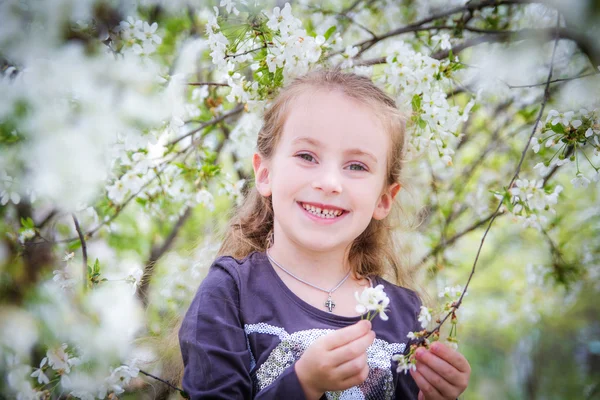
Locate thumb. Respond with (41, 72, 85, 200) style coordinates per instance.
(418, 390, 425, 400)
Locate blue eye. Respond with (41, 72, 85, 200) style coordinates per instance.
(348, 163, 367, 171)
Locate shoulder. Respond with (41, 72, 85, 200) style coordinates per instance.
(373, 275, 422, 314)
(208, 251, 268, 279)
(200, 251, 270, 292)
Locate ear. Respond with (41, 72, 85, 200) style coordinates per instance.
(252, 152, 272, 197)
(372, 182, 401, 220)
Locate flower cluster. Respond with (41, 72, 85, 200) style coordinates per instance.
(392, 285, 465, 375)
(111, 17, 163, 56)
(503, 178, 564, 230)
(355, 284, 390, 321)
(379, 41, 473, 167)
(531, 108, 600, 187)
(206, 2, 326, 106)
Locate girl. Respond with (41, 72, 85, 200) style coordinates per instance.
(179, 70, 470, 399)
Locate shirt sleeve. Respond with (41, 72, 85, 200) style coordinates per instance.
(178, 259, 308, 399)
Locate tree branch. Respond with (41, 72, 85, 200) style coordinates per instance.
(506, 70, 599, 89)
(187, 82, 229, 87)
(136, 207, 192, 308)
(72, 214, 88, 290)
(351, 0, 531, 57)
(167, 104, 244, 147)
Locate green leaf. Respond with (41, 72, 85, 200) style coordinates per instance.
(20, 217, 35, 229)
(68, 240, 82, 252)
(550, 123, 565, 134)
(324, 26, 336, 41)
(411, 94, 422, 112)
(92, 258, 100, 275)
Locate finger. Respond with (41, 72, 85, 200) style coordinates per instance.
(418, 391, 425, 400)
(429, 342, 471, 374)
(415, 347, 464, 388)
(322, 320, 372, 351)
(339, 358, 369, 389)
(336, 352, 368, 381)
(329, 330, 375, 366)
(410, 368, 444, 400)
(414, 359, 459, 399)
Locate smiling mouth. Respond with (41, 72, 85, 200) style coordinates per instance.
(299, 202, 347, 219)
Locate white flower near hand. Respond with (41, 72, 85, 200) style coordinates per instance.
(438, 285, 465, 299)
(392, 353, 416, 375)
(355, 284, 390, 321)
(417, 305, 432, 329)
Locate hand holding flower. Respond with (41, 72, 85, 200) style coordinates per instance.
(410, 341, 470, 400)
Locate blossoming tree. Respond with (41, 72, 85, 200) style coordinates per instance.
(1, 0, 599, 398)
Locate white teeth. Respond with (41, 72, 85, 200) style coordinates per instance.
(301, 203, 343, 218)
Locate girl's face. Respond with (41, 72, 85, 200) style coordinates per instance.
(253, 89, 400, 255)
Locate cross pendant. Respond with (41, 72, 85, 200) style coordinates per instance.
(324, 296, 335, 312)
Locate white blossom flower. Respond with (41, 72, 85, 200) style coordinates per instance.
(432, 33, 451, 50)
(1, 172, 21, 205)
(107, 179, 129, 204)
(46, 344, 79, 374)
(585, 127, 594, 137)
(137, 21, 162, 45)
(417, 305, 432, 329)
(530, 137, 540, 153)
(30, 357, 49, 385)
(220, 0, 240, 15)
(392, 353, 416, 374)
(18, 229, 35, 244)
(571, 173, 591, 188)
(438, 285, 464, 299)
(445, 338, 459, 350)
(546, 109, 574, 126)
(355, 284, 390, 320)
(195, 189, 215, 211)
(53, 268, 77, 290)
(127, 267, 144, 294)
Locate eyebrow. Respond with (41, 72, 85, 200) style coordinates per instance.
(291, 136, 378, 164)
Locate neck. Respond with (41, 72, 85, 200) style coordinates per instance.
(267, 237, 352, 287)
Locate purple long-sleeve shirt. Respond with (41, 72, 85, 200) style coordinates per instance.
(179, 251, 422, 399)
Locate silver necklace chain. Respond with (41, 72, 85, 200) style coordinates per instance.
(266, 249, 351, 312)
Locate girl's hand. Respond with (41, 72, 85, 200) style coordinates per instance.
(295, 320, 376, 400)
(410, 341, 471, 400)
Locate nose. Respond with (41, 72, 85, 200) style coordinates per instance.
(312, 164, 343, 194)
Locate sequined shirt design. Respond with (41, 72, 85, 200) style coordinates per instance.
(245, 322, 406, 400)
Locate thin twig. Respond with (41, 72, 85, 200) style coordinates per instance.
(167, 104, 244, 147)
(225, 45, 268, 59)
(136, 207, 192, 307)
(415, 14, 562, 345)
(506, 71, 599, 88)
(72, 214, 87, 290)
(139, 369, 188, 398)
(349, 0, 530, 57)
(187, 82, 230, 87)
